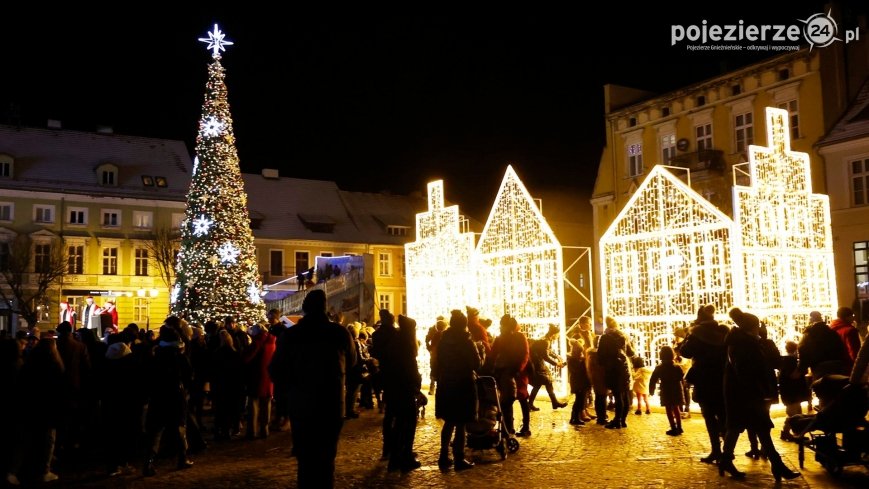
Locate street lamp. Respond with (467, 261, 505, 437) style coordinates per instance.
(137, 288, 159, 330)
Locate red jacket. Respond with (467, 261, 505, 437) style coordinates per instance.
(830, 319, 861, 370)
(244, 331, 277, 398)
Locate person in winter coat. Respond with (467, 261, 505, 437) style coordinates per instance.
(597, 316, 634, 429)
(718, 308, 799, 482)
(488, 314, 530, 435)
(567, 335, 591, 425)
(267, 289, 355, 489)
(649, 345, 685, 436)
(798, 312, 849, 381)
(585, 347, 608, 425)
(143, 324, 194, 477)
(678, 305, 729, 464)
(243, 323, 276, 439)
(103, 340, 145, 476)
(830, 307, 860, 371)
(529, 324, 567, 411)
(435, 310, 481, 471)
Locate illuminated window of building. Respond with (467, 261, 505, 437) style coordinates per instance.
(778, 100, 799, 139)
(627, 143, 643, 177)
(735, 112, 754, 153)
(379, 293, 392, 312)
(696, 123, 713, 151)
(856, 241, 869, 300)
(661, 133, 676, 164)
(135, 248, 149, 276)
(134, 298, 148, 322)
(133, 211, 153, 229)
(400, 253, 406, 278)
(387, 225, 409, 237)
(103, 247, 118, 275)
(851, 158, 869, 206)
(401, 294, 407, 315)
(171, 213, 185, 230)
(378, 252, 392, 276)
(68, 245, 84, 274)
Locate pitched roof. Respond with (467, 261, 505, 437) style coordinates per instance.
(338, 190, 427, 245)
(0, 124, 192, 200)
(817, 79, 869, 146)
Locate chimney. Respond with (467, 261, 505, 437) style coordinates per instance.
(47, 119, 62, 129)
(96, 125, 113, 134)
(261, 168, 279, 179)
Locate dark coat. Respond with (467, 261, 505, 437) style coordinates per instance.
(490, 330, 530, 400)
(268, 312, 355, 421)
(55, 333, 91, 406)
(798, 321, 849, 378)
(678, 319, 728, 405)
(18, 342, 65, 428)
(102, 352, 145, 425)
(530, 337, 560, 386)
(567, 339, 590, 394)
(649, 362, 685, 407)
(146, 342, 193, 426)
(597, 328, 634, 392)
(723, 327, 776, 432)
(778, 355, 809, 405)
(435, 326, 481, 423)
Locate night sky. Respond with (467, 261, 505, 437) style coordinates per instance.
(2, 2, 861, 219)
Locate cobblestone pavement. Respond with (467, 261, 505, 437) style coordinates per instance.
(46, 397, 869, 489)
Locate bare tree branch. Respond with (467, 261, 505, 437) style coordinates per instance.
(145, 226, 178, 290)
(0, 234, 66, 327)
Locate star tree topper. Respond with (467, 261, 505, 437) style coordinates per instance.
(198, 24, 234, 58)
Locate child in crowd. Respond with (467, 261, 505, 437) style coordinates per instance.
(631, 356, 652, 415)
(649, 345, 686, 436)
(778, 341, 809, 441)
(674, 353, 692, 418)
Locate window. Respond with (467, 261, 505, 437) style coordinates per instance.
(852, 158, 869, 206)
(627, 143, 643, 177)
(34, 205, 54, 223)
(101, 169, 117, 186)
(155, 176, 168, 188)
(135, 248, 149, 276)
(400, 253, 406, 278)
(0, 242, 9, 271)
(778, 99, 799, 139)
(141, 176, 154, 187)
(379, 293, 392, 313)
(68, 207, 87, 225)
(134, 298, 148, 323)
(270, 250, 283, 276)
(0, 202, 12, 221)
(696, 95, 706, 107)
(378, 252, 392, 276)
(67, 245, 84, 274)
(132, 211, 153, 229)
(856, 241, 869, 300)
(387, 226, 409, 237)
(34, 243, 51, 273)
(171, 213, 185, 229)
(102, 210, 121, 227)
(320, 252, 333, 257)
(0, 159, 10, 178)
(661, 133, 676, 164)
(295, 251, 309, 275)
(661, 106, 670, 117)
(695, 123, 713, 151)
(779, 68, 790, 81)
(401, 294, 407, 315)
(629, 117, 637, 127)
(731, 85, 742, 96)
(735, 112, 754, 153)
(102, 247, 118, 275)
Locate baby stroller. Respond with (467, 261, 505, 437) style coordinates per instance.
(789, 375, 869, 476)
(465, 376, 520, 460)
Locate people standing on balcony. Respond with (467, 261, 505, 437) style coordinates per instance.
(597, 316, 634, 429)
(677, 304, 729, 464)
(103, 300, 119, 331)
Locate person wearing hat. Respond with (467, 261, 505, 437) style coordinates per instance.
(678, 304, 730, 464)
(103, 341, 141, 477)
(528, 324, 568, 412)
(268, 289, 356, 488)
(718, 308, 799, 481)
(798, 310, 850, 383)
(425, 316, 448, 395)
(466, 306, 491, 359)
(143, 324, 194, 476)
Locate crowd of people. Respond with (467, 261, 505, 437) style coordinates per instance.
(1, 298, 867, 488)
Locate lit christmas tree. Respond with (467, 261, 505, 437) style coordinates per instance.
(171, 24, 264, 325)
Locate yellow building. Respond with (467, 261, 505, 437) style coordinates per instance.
(591, 44, 868, 314)
(0, 123, 189, 332)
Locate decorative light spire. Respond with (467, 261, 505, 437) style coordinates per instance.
(198, 23, 234, 58)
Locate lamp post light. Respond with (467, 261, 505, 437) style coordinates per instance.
(137, 288, 159, 330)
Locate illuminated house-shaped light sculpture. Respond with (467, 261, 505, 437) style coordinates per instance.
(600, 107, 837, 364)
(405, 180, 477, 379)
(732, 108, 837, 345)
(474, 166, 567, 379)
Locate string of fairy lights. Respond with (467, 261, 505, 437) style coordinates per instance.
(600, 107, 837, 365)
(171, 25, 265, 326)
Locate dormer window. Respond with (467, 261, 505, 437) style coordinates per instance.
(298, 214, 336, 233)
(97, 163, 119, 187)
(0, 154, 12, 178)
(387, 225, 410, 237)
